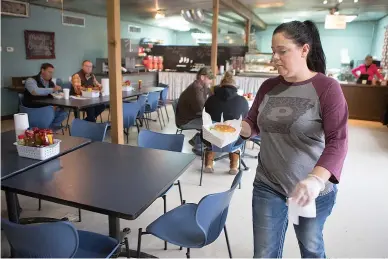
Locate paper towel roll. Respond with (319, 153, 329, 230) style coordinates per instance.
(14, 113, 29, 141)
(288, 198, 316, 225)
(101, 78, 110, 96)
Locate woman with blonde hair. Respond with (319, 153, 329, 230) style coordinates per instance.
(203, 71, 249, 174)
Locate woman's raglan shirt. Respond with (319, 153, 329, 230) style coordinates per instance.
(245, 73, 348, 196)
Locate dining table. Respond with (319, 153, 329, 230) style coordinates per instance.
(1, 130, 91, 180)
(31, 86, 164, 118)
(1, 141, 196, 256)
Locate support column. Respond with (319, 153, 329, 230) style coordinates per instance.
(106, 0, 124, 144)
(211, 0, 219, 85)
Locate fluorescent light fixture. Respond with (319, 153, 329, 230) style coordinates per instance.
(345, 15, 358, 22)
(338, 0, 343, 2)
(283, 18, 296, 23)
(354, 0, 358, 2)
(256, 1, 285, 8)
(323, 0, 327, 4)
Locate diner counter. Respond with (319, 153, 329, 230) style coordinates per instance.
(158, 71, 276, 100)
(340, 83, 388, 121)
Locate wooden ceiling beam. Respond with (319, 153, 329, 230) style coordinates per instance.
(220, 0, 267, 30)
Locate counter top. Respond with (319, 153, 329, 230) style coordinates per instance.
(340, 82, 388, 88)
(94, 71, 157, 77)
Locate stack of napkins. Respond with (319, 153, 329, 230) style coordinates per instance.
(288, 198, 316, 225)
(202, 110, 242, 148)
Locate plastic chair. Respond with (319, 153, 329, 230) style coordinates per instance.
(70, 119, 108, 142)
(123, 101, 141, 144)
(145, 91, 164, 130)
(158, 86, 170, 122)
(1, 219, 128, 258)
(20, 105, 65, 134)
(200, 138, 247, 187)
(137, 94, 149, 129)
(137, 129, 185, 250)
(137, 171, 243, 258)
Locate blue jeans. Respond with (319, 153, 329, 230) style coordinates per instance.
(51, 108, 68, 128)
(252, 180, 337, 258)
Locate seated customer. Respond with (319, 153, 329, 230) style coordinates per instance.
(203, 71, 249, 175)
(24, 63, 68, 128)
(71, 60, 105, 122)
(176, 67, 213, 130)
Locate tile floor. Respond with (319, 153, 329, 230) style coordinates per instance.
(1, 106, 388, 257)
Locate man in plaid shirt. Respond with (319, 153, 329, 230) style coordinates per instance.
(71, 60, 105, 122)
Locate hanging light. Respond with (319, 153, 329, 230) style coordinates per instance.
(323, 0, 328, 4)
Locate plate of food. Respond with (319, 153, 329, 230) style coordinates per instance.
(202, 110, 242, 148)
(51, 92, 64, 99)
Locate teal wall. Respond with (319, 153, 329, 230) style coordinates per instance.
(1, 5, 176, 116)
(371, 15, 388, 59)
(176, 32, 198, 45)
(255, 21, 377, 70)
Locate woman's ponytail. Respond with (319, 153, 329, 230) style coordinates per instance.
(273, 20, 326, 74)
(303, 20, 326, 74)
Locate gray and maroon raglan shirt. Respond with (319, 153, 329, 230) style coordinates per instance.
(245, 73, 348, 197)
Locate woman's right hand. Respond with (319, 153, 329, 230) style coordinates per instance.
(240, 121, 252, 138)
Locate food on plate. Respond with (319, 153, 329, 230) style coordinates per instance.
(122, 80, 131, 86)
(212, 124, 236, 133)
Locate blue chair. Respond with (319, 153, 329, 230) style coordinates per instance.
(145, 91, 164, 130)
(20, 105, 65, 134)
(137, 94, 149, 129)
(70, 119, 108, 142)
(123, 101, 141, 144)
(200, 138, 247, 187)
(138, 129, 185, 250)
(158, 85, 170, 122)
(137, 171, 242, 258)
(1, 219, 128, 258)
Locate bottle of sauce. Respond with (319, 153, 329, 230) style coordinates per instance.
(138, 80, 142, 90)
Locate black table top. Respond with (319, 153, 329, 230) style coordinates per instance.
(32, 86, 164, 109)
(1, 130, 91, 180)
(1, 141, 196, 220)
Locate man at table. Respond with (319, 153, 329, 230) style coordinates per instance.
(176, 67, 213, 148)
(24, 63, 68, 128)
(71, 60, 105, 122)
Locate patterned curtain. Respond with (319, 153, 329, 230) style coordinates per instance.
(381, 27, 388, 70)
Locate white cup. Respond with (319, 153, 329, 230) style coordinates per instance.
(63, 89, 70, 99)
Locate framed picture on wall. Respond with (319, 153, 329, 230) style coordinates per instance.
(24, 30, 56, 59)
(1, 0, 29, 17)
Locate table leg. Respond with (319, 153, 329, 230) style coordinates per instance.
(108, 215, 120, 239)
(74, 108, 80, 119)
(5, 191, 19, 223)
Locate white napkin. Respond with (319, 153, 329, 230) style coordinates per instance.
(288, 198, 316, 225)
(70, 96, 88, 100)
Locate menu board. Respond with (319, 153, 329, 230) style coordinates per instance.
(151, 45, 247, 71)
(24, 30, 55, 59)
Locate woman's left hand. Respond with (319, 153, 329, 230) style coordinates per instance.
(291, 174, 325, 207)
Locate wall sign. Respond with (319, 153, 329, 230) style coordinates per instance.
(1, 0, 29, 17)
(24, 30, 55, 59)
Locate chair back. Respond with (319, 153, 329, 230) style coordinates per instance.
(137, 94, 148, 118)
(20, 105, 55, 129)
(160, 86, 169, 103)
(123, 101, 141, 128)
(70, 119, 108, 141)
(195, 170, 243, 246)
(146, 92, 160, 112)
(138, 130, 184, 152)
(61, 82, 72, 90)
(1, 219, 79, 258)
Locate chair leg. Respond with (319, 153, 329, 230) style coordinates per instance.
(238, 153, 242, 189)
(156, 110, 163, 130)
(136, 120, 140, 133)
(164, 105, 170, 122)
(107, 108, 111, 122)
(100, 114, 103, 123)
(162, 195, 167, 214)
(159, 107, 166, 127)
(137, 228, 143, 258)
(224, 226, 233, 258)
(38, 199, 42, 211)
(124, 237, 130, 258)
(175, 180, 184, 205)
(186, 248, 191, 259)
(78, 208, 82, 222)
(200, 147, 204, 186)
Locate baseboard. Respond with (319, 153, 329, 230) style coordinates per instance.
(1, 115, 13, 121)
